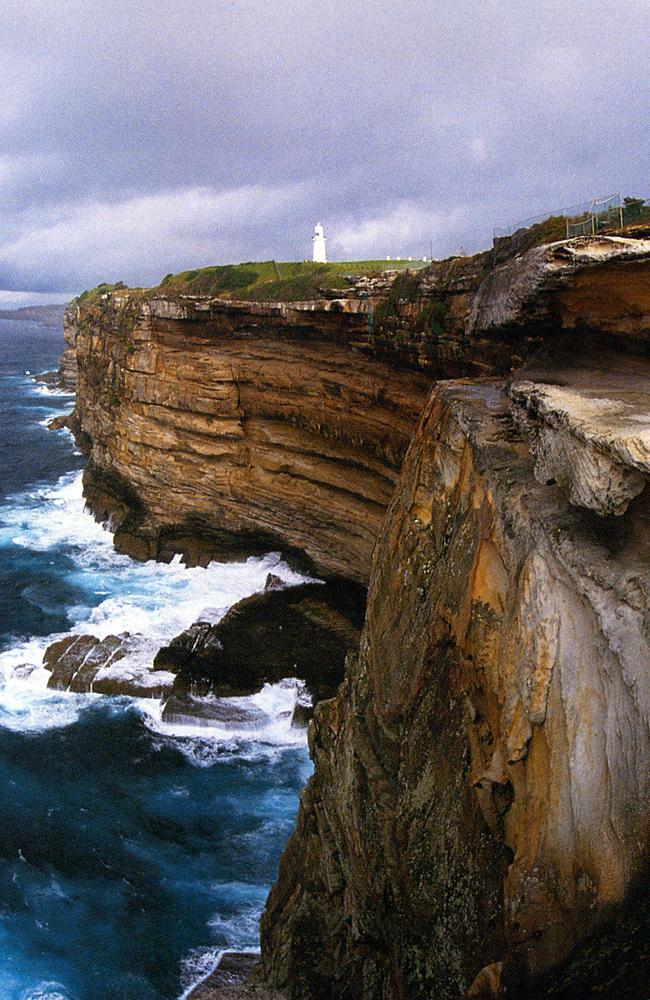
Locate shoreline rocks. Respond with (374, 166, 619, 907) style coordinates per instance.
(157, 579, 366, 725)
(187, 952, 284, 1000)
(43, 632, 176, 698)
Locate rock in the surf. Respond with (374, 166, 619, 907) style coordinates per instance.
(154, 580, 366, 707)
(43, 631, 176, 698)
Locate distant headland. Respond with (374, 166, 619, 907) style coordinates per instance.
(0, 304, 66, 327)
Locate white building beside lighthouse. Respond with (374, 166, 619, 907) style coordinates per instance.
(312, 223, 327, 263)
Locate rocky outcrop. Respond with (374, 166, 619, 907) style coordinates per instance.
(510, 348, 650, 515)
(466, 236, 650, 340)
(56, 303, 79, 390)
(155, 579, 365, 702)
(261, 373, 650, 998)
(43, 632, 176, 697)
(63, 235, 650, 997)
(187, 953, 284, 1000)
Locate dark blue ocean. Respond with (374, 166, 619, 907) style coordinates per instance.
(0, 320, 311, 1000)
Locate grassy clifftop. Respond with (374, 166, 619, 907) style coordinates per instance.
(74, 259, 426, 307)
(154, 259, 424, 301)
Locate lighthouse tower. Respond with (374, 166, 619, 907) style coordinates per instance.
(312, 223, 327, 263)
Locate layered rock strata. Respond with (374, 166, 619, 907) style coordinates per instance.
(65, 237, 650, 586)
(261, 376, 650, 999)
(69, 293, 431, 583)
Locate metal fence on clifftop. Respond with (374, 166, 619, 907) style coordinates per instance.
(493, 193, 650, 249)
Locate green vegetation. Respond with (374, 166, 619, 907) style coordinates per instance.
(415, 299, 447, 340)
(494, 214, 567, 254)
(150, 258, 425, 302)
(74, 260, 427, 308)
(389, 270, 423, 303)
(76, 282, 120, 305)
(497, 196, 650, 255)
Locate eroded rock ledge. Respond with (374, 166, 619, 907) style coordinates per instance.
(68, 293, 432, 583)
(510, 349, 650, 516)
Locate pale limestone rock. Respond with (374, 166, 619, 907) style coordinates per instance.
(511, 354, 650, 515)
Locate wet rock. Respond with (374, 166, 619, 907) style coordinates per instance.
(162, 693, 271, 729)
(43, 631, 176, 698)
(187, 952, 284, 999)
(290, 696, 313, 729)
(155, 580, 366, 703)
(264, 574, 285, 592)
(47, 414, 71, 432)
(11, 663, 39, 680)
(45, 635, 99, 690)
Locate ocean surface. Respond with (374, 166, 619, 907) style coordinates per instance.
(0, 320, 311, 1000)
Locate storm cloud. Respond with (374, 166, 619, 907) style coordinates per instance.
(1, 0, 648, 300)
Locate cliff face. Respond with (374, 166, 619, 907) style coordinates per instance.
(261, 373, 650, 998)
(64, 235, 650, 997)
(58, 304, 79, 390)
(69, 237, 650, 584)
(70, 294, 431, 583)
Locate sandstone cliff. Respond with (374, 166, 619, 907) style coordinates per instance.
(68, 292, 431, 583)
(63, 236, 650, 997)
(261, 368, 650, 998)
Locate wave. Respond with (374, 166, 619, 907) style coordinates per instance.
(18, 984, 79, 1000)
(27, 381, 75, 399)
(177, 948, 226, 1000)
(142, 679, 310, 768)
(0, 470, 309, 744)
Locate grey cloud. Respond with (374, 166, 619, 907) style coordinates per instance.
(1, 0, 649, 298)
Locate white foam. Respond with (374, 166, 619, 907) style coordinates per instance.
(37, 413, 73, 433)
(28, 381, 74, 399)
(178, 948, 225, 1000)
(177, 897, 264, 999)
(140, 679, 309, 769)
(0, 470, 311, 738)
(19, 982, 78, 1000)
(0, 641, 92, 732)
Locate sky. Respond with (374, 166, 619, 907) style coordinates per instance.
(1, 0, 649, 304)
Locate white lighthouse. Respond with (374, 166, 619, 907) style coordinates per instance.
(312, 223, 327, 263)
